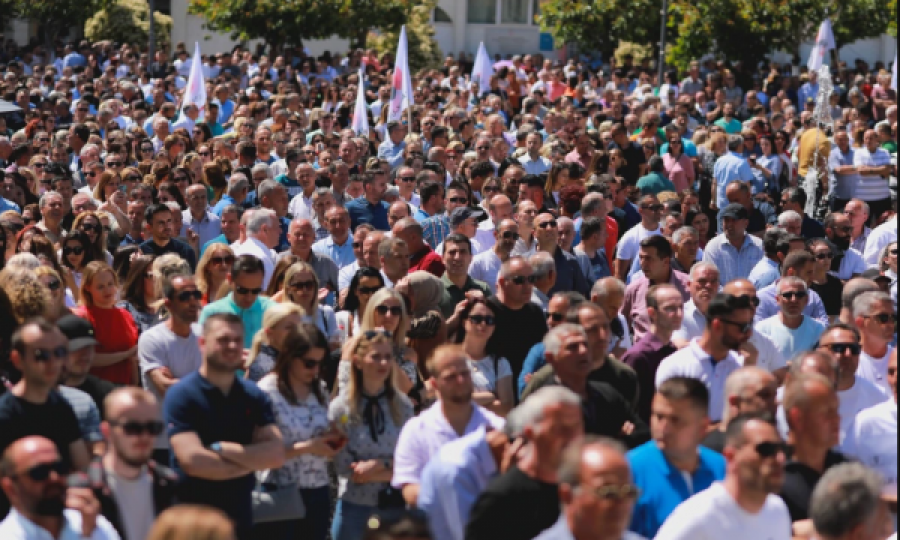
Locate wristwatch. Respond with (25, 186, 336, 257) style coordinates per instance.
(210, 442, 223, 454)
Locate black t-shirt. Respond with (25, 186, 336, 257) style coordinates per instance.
(609, 140, 647, 185)
(139, 238, 197, 271)
(810, 274, 844, 316)
(780, 450, 848, 522)
(72, 375, 119, 419)
(465, 466, 560, 540)
(485, 297, 548, 384)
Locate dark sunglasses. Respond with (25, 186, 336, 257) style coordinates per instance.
(210, 256, 235, 266)
(584, 484, 641, 501)
(864, 312, 897, 324)
(352, 242, 362, 249)
(815, 252, 834, 260)
(107, 162, 123, 167)
(397, 176, 416, 183)
(501, 231, 519, 240)
(22, 217, 33, 225)
(110, 420, 165, 436)
(537, 220, 558, 229)
(300, 358, 321, 369)
(63, 245, 85, 256)
(363, 329, 392, 339)
(126, 175, 141, 182)
(482, 186, 500, 193)
(33, 162, 46, 168)
(81, 222, 101, 232)
(780, 291, 808, 301)
(358, 286, 381, 295)
(235, 286, 263, 295)
(641, 204, 664, 211)
(467, 314, 496, 326)
(510, 275, 538, 285)
(447, 197, 468, 204)
(289, 280, 316, 291)
(86, 171, 99, 177)
(731, 295, 760, 307)
(546, 311, 565, 322)
(175, 290, 203, 302)
(821, 343, 861, 356)
(13, 460, 68, 482)
(890, 248, 898, 255)
(719, 319, 753, 333)
(32, 346, 69, 362)
(375, 305, 403, 316)
(755, 441, 789, 458)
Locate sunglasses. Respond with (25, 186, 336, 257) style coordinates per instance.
(582, 484, 641, 501)
(45, 279, 62, 291)
(299, 357, 321, 369)
(107, 162, 123, 167)
(22, 217, 33, 225)
(864, 312, 896, 324)
(779, 290, 808, 301)
(754, 441, 789, 458)
(476, 146, 490, 151)
(891, 249, 898, 255)
(732, 295, 760, 307)
(32, 346, 69, 362)
(546, 311, 565, 322)
(289, 280, 316, 291)
(363, 329, 392, 339)
(33, 162, 46, 169)
(537, 221, 558, 229)
(375, 305, 403, 316)
(668, 140, 681, 145)
(468, 314, 496, 326)
(719, 319, 753, 333)
(235, 286, 263, 295)
(358, 285, 382, 295)
(126, 175, 141, 182)
(63, 245, 85, 256)
(510, 275, 537, 285)
(81, 222, 101, 232)
(501, 231, 519, 240)
(110, 420, 165, 436)
(447, 197, 468, 204)
(397, 176, 416, 183)
(86, 171, 98, 177)
(815, 252, 834, 260)
(821, 342, 861, 356)
(13, 460, 68, 482)
(175, 290, 202, 302)
(483, 186, 500, 193)
(641, 204, 664, 211)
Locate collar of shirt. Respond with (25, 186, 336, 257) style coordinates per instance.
(185, 210, 213, 224)
(2, 508, 90, 540)
(245, 236, 275, 261)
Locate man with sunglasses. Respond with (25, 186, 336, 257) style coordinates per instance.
(654, 412, 791, 540)
(200, 255, 274, 351)
(853, 291, 896, 399)
(533, 213, 589, 297)
(756, 277, 826, 361)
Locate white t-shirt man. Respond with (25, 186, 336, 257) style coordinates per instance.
(615, 224, 662, 281)
(655, 339, 742, 422)
(857, 347, 895, 399)
(469, 249, 503, 292)
(842, 399, 897, 486)
(837, 376, 889, 449)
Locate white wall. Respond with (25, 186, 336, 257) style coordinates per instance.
(772, 34, 896, 67)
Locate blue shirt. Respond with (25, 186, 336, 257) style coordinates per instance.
(747, 257, 781, 290)
(210, 194, 237, 217)
(713, 152, 755, 209)
(199, 293, 274, 349)
(164, 371, 276, 532)
(659, 138, 698, 158)
(216, 99, 236, 124)
(377, 138, 407, 170)
(0, 197, 21, 214)
(756, 315, 826, 359)
(414, 207, 433, 223)
(345, 197, 390, 231)
(312, 235, 355, 268)
(755, 279, 829, 326)
(518, 343, 547, 398)
(701, 233, 764, 285)
(421, 214, 452, 250)
(627, 441, 726, 538)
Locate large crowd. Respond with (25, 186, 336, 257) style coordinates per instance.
(0, 36, 895, 540)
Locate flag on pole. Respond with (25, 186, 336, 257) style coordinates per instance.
(352, 63, 370, 136)
(807, 19, 835, 72)
(388, 26, 414, 123)
(182, 42, 207, 120)
(891, 53, 897, 91)
(471, 42, 493, 97)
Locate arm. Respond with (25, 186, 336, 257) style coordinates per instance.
(614, 258, 631, 281)
(146, 367, 179, 397)
(494, 376, 514, 417)
(402, 484, 420, 507)
(518, 345, 546, 397)
(170, 432, 254, 480)
(217, 424, 285, 472)
(92, 345, 138, 367)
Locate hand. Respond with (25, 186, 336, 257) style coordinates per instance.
(318, 287, 330, 303)
(621, 421, 635, 436)
(350, 459, 383, 484)
(738, 341, 759, 367)
(186, 229, 199, 248)
(110, 190, 127, 210)
(66, 487, 100, 537)
(306, 436, 339, 458)
(523, 373, 533, 384)
(792, 519, 816, 539)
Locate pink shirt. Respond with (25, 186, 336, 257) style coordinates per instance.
(622, 270, 691, 342)
(663, 153, 695, 192)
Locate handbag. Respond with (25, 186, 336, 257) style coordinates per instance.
(252, 482, 306, 523)
(376, 484, 407, 510)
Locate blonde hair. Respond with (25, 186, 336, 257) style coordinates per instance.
(360, 288, 409, 347)
(93, 170, 121, 202)
(281, 262, 319, 314)
(151, 254, 192, 313)
(247, 303, 306, 368)
(146, 505, 235, 540)
(345, 331, 405, 426)
(196, 244, 234, 300)
(78, 261, 118, 307)
(0, 267, 50, 322)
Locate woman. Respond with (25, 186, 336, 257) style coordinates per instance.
(282, 262, 340, 348)
(397, 272, 446, 383)
(74, 261, 139, 385)
(25, 235, 77, 302)
(642, 140, 657, 163)
(454, 298, 514, 416)
(196, 245, 234, 305)
(880, 241, 897, 287)
(255, 326, 336, 540)
(336, 267, 385, 343)
(93, 170, 123, 204)
(193, 122, 213, 146)
(157, 182, 187, 209)
(247, 303, 306, 383)
(204, 162, 228, 204)
(329, 330, 413, 540)
(662, 134, 695, 192)
(557, 185, 586, 220)
(21, 203, 40, 226)
(755, 134, 781, 196)
(171, 167, 193, 199)
(685, 207, 712, 248)
(121, 167, 143, 194)
(478, 177, 502, 210)
(773, 130, 794, 189)
(543, 161, 570, 204)
(72, 211, 114, 265)
(34, 265, 72, 321)
(268, 256, 299, 298)
(117, 255, 159, 334)
(138, 139, 155, 163)
(808, 238, 843, 319)
(60, 230, 97, 289)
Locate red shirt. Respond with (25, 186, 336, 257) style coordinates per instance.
(409, 245, 445, 277)
(73, 304, 139, 385)
(605, 216, 619, 268)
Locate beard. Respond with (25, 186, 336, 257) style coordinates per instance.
(722, 333, 747, 351)
(832, 234, 851, 252)
(32, 483, 66, 517)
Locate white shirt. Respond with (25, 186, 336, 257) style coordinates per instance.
(474, 218, 496, 252)
(856, 347, 894, 399)
(468, 249, 503, 292)
(863, 215, 897, 266)
(655, 339, 743, 421)
(842, 399, 897, 486)
(233, 236, 276, 290)
(615, 223, 662, 281)
(0, 509, 121, 540)
(288, 191, 315, 220)
(653, 483, 791, 540)
(837, 376, 889, 449)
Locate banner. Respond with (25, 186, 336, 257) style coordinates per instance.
(388, 26, 414, 123)
(351, 63, 370, 136)
(807, 19, 835, 72)
(471, 42, 493, 97)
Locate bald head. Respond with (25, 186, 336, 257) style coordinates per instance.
(723, 278, 755, 296)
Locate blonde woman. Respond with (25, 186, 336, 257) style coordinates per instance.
(246, 303, 306, 382)
(327, 330, 413, 540)
(281, 262, 340, 348)
(196, 245, 234, 305)
(34, 265, 72, 321)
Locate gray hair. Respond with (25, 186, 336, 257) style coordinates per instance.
(777, 210, 802, 226)
(378, 236, 407, 258)
(529, 251, 555, 278)
(810, 462, 883, 538)
(247, 208, 276, 234)
(841, 278, 880, 309)
(251, 162, 271, 178)
(312, 187, 332, 203)
(544, 323, 586, 356)
(581, 193, 605, 215)
(256, 179, 281, 202)
(777, 276, 807, 293)
(591, 276, 625, 302)
(227, 173, 249, 195)
(220, 204, 241, 218)
(689, 261, 720, 282)
(726, 135, 743, 152)
(852, 290, 893, 319)
(39, 190, 63, 208)
(506, 386, 581, 438)
(722, 367, 773, 423)
(672, 226, 697, 245)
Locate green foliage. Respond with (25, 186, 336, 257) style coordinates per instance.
(336, 0, 417, 49)
(614, 42, 653, 65)
(15, 0, 102, 48)
(368, 2, 442, 72)
(829, 0, 896, 48)
(537, 0, 661, 59)
(85, 0, 173, 49)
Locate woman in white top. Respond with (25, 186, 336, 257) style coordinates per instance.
(335, 266, 385, 345)
(280, 262, 340, 349)
(455, 297, 514, 416)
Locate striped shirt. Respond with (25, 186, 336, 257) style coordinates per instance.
(421, 214, 451, 250)
(701, 232, 765, 285)
(852, 147, 892, 201)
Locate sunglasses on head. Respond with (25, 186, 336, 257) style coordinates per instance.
(375, 305, 403, 316)
(13, 460, 68, 482)
(821, 342, 861, 356)
(754, 441, 789, 458)
(780, 290, 808, 301)
(289, 280, 316, 291)
(509, 275, 537, 285)
(63, 245, 85, 256)
(467, 314, 495, 326)
(235, 286, 262, 295)
(32, 346, 69, 362)
(175, 290, 202, 302)
(110, 420, 165, 436)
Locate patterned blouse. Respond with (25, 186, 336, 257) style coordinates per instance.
(256, 374, 330, 489)
(336, 352, 419, 396)
(117, 301, 159, 335)
(248, 344, 278, 383)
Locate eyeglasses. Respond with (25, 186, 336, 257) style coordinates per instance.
(483, 186, 500, 193)
(32, 346, 69, 362)
(375, 305, 403, 317)
(821, 343, 861, 356)
(447, 197, 468, 204)
(199, 151, 210, 157)
(501, 231, 519, 240)
(730, 295, 760, 307)
(63, 245, 85, 256)
(815, 252, 834, 260)
(509, 275, 537, 285)
(467, 314, 496, 326)
(754, 441, 789, 458)
(397, 176, 416, 183)
(891, 249, 898, 255)
(235, 286, 263, 295)
(719, 319, 753, 333)
(33, 162, 46, 169)
(289, 280, 316, 291)
(300, 358, 321, 369)
(362, 329, 392, 339)
(863, 312, 896, 324)
(45, 279, 61, 291)
(779, 290, 808, 301)
(175, 290, 202, 302)
(11, 460, 68, 482)
(110, 420, 165, 436)
(580, 484, 641, 501)
(537, 220, 558, 229)
(546, 311, 565, 322)
(107, 162, 123, 167)
(126, 175, 141, 182)
(641, 204, 664, 211)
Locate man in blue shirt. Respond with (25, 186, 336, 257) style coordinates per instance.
(165, 312, 284, 540)
(377, 121, 407, 170)
(628, 377, 726, 538)
(211, 174, 249, 217)
(344, 170, 390, 230)
(713, 136, 755, 210)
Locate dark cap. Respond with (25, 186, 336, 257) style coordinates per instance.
(449, 206, 476, 228)
(860, 268, 892, 283)
(721, 203, 749, 220)
(57, 314, 98, 351)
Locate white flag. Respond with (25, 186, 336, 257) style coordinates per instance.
(351, 64, 370, 136)
(182, 42, 207, 120)
(471, 42, 493, 97)
(807, 19, 835, 72)
(892, 53, 897, 91)
(388, 26, 414, 123)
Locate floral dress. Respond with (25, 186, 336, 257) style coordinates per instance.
(248, 344, 278, 383)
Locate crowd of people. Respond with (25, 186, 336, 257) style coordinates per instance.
(0, 36, 896, 540)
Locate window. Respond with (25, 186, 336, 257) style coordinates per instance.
(532, 0, 541, 24)
(501, 0, 528, 23)
(467, 0, 496, 23)
(434, 6, 453, 22)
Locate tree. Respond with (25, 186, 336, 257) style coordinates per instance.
(85, 0, 173, 50)
(187, 0, 344, 54)
(537, 0, 661, 61)
(15, 0, 103, 51)
(336, 0, 417, 49)
(829, 0, 896, 49)
(368, 1, 442, 71)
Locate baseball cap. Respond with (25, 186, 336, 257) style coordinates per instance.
(720, 203, 749, 220)
(57, 314, 99, 351)
(449, 206, 476, 228)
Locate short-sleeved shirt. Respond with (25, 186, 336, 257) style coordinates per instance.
(754, 315, 826, 361)
(57, 386, 103, 443)
(345, 197, 390, 230)
(139, 238, 197, 270)
(615, 224, 662, 281)
(164, 371, 276, 531)
(852, 146, 892, 201)
(655, 339, 743, 422)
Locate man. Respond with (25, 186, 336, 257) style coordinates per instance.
(474, 194, 513, 252)
(828, 131, 862, 213)
(465, 386, 584, 540)
(393, 345, 503, 506)
(622, 285, 683, 424)
(212, 174, 249, 217)
(810, 463, 893, 540)
(534, 212, 590, 296)
(535, 438, 645, 540)
(608, 123, 647, 184)
(702, 367, 778, 453)
(701, 203, 764, 285)
(575, 217, 612, 282)
(139, 204, 197, 270)
(201, 205, 242, 257)
(58, 315, 117, 414)
(712, 136, 755, 210)
(199, 255, 274, 350)
(171, 103, 199, 133)
(139, 274, 205, 464)
(393, 218, 445, 277)
(470, 218, 519, 293)
(628, 378, 725, 538)
(816, 323, 886, 449)
(842, 348, 896, 488)
(255, 180, 291, 252)
(97, 388, 178, 540)
(313, 206, 355, 269)
(673, 262, 720, 345)
(573, 192, 617, 268)
(822, 212, 867, 281)
(843, 199, 871, 254)
(232, 208, 279, 290)
(853, 129, 893, 224)
(717, 181, 777, 238)
(756, 277, 826, 360)
(623, 236, 690, 342)
(653, 413, 791, 539)
(781, 187, 826, 239)
(779, 373, 847, 522)
(636, 156, 676, 196)
(438, 207, 484, 256)
(755, 251, 829, 325)
(853, 291, 896, 398)
(415, 181, 445, 223)
(378, 236, 410, 286)
(286, 162, 317, 219)
(377, 121, 407, 169)
(37, 190, 66, 245)
(656, 294, 750, 422)
(486, 257, 548, 385)
(181, 184, 221, 250)
(337, 229, 383, 292)
(345, 171, 390, 231)
(518, 292, 587, 396)
(529, 252, 556, 310)
(614, 194, 663, 282)
(438, 234, 491, 321)
(279, 219, 339, 294)
(0, 436, 118, 539)
(422, 181, 469, 250)
(164, 313, 284, 540)
(748, 228, 789, 290)
(518, 132, 552, 175)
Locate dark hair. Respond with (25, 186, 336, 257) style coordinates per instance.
(706, 293, 757, 324)
(763, 228, 788, 257)
(120, 255, 156, 311)
(639, 234, 673, 259)
(781, 250, 814, 277)
(61, 230, 97, 269)
(112, 244, 142, 281)
(724, 411, 776, 449)
(144, 203, 172, 224)
(442, 233, 472, 256)
(580, 217, 604, 241)
(470, 161, 495, 180)
(157, 181, 187, 210)
(202, 312, 244, 335)
(274, 324, 328, 406)
(344, 266, 385, 313)
(452, 296, 496, 344)
(231, 254, 265, 279)
(782, 186, 806, 208)
(267, 255, 299, 296)
(658, 376, 710, 415)
(522, 174, 544, 189)
(648, 155, 665, 173)
(817, 321, 861, 345)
